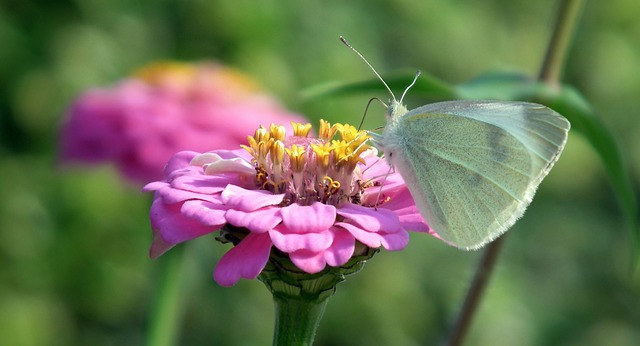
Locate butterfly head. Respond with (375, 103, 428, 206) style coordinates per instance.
(386, 100, 408, 120)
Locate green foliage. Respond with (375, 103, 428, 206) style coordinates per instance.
(1, 1, 639, 346)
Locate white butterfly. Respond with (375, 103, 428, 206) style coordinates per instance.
(342, 37, 570, 250)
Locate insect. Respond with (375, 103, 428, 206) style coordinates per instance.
(341, 36, 570, 250)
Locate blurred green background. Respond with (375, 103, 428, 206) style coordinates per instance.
(1, 0, 639, 345)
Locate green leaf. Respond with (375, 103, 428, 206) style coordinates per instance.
(301, 70, 456, 101)
(454, 70, 543, 100)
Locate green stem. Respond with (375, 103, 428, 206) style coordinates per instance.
(272, 294, 330, 346)
(446, 236, 506, 346)
(257, 243, 377, 346)
(146, 246, 188, 346)
(446, 1, 584, 345)
(538, 0, 584, 86)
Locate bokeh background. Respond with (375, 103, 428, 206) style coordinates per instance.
(1, 1, 639, 345)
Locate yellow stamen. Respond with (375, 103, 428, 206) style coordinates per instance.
(311, 142, 332, 171)
(318, 119, 338, 141)
(335, 123, 360, 142)
(285, 144, 306, 173)
(255, 126, 271, 143)
(292, 122, 313, 137)
(270, 124, 286, 142)
(271, 140, 285, 166)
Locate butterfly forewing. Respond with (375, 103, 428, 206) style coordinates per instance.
(382, 101, 569, 249)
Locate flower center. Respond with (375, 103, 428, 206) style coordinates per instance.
(241, 121, 373, 207)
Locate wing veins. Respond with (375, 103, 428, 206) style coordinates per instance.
(407, 144, 528, 202)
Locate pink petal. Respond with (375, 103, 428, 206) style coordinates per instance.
(224, 207, 282, 233)
(379, 230, 410, 250)
(214, 232, 272, 286)
(289, 250, 327, 274)
(149, 231, 176, 259)
(334, 222, 409, 250)
(143, 181, 169, 192)
(165, 151, 200, 175)
(269, 226, 333, 253)
(149, 199, 218, 244)
(335, 221, 386, 248)
(324, 228, 355, 267)
(397, 215, 431, 234)
(337, 203, 401, 233)
(279, 202, 336, 234)
(180, 200, 228, 226)
(221, 185, 285, 211)
(165, 165, 203, 183)
(379, 188, 418, 210)
(172, 174, 241, 195)
(380, 189, 431, 233)
(151, 183, 223, 204)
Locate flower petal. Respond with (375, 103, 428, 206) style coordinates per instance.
(149, 198, 217, 245)
(379, 230, 410, 250)
(225, 207, 282, 233)
(269, 226, 333, 253)
(151, 182, 222, 204)
(380, 189, 431, 233)
(221, 185, 285, 211)
(190, 152, 225, 166)
(191, 151, 256, 176)
(289, 250, 327, 274)
(324, 228, 355, 267)
(334, 221, 386, 248)
(214, 232, 272, 286)
(337, 203, 402, 233)
(143, 181, 169, 192)
(171, 174, 238, 195)
(180, 200, 227, 227)
(335, 222, 409, 250)
(279, 202, 336, 234)
(165, 151, 200, 175)
(149, 230, 176, 259)
(205, 158, 255, 176)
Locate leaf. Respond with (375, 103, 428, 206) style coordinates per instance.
(454, 70, 543, 100)
(301, 70, 456, 101)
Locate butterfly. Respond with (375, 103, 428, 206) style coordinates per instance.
(341, 36, 570, 249)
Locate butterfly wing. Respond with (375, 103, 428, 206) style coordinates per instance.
(382, 100, 569, 249)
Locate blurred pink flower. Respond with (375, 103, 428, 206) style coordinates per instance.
(59, 61, 307, 184)
(144, 121, 432, 286)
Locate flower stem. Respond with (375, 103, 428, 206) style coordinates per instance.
(446, 236, 506, 346)
(272, 293, 330, 346)
(446, 2, 584, 345)
(259, 244, 377, 346)
(538, 0, 584, 86)
(146, 246, 188, 346)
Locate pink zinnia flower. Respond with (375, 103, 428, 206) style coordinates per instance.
(59, 61, 307, 184)
(144, 121, 432, 286)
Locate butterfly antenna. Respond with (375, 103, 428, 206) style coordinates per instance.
(340, 36, 397, 102)
(399, 70, 421, 103)
(357, 97, 386, 131)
